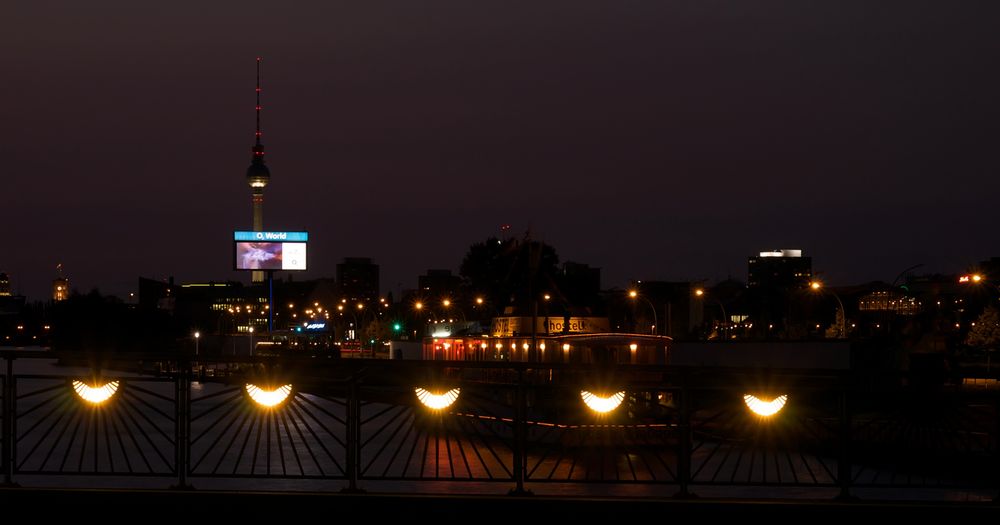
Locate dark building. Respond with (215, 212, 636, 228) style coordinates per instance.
(138, 277, 265, 334)
(418, 269, 462, 299)
(628, 281, 703, 339)
(747, 249, 812, 290)
(0, 272, 24, 319)
(337, 257, 380, 302)
(561, 262, 601, 310)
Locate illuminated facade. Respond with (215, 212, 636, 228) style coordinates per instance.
(423, 315, 669, 364)
(52, 277, 69, 302)
(0, 273, 10, 296)
(858, 290, 920, 315)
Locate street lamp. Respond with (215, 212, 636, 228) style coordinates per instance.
(628, 290, 657, 335)
(810, 281, 846, 339)
(194, 331, 200, 356)
(249, 326, 254, 356)
(694, 288, 728, 340)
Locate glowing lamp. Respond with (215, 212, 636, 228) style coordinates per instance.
(245, 384, 293, 408)
(72, 380, 120, 404)
(743, 394, 788, 417)
(415, 388, 460, 410)
(580, 390, 625, 414)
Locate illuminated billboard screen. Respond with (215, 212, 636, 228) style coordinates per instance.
(233, 231, 308, 271)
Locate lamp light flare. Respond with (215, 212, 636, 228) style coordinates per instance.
(72, 380, 120, 404)
(245, 384, 293, 407)
(415, 387, 460, 410)
(580, 390, 625, 413)
(743, 394, 788, 417)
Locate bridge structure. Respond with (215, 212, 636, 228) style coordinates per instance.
(0, 349, 997, 502)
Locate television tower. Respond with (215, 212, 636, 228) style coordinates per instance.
(246, 57, 270, 283)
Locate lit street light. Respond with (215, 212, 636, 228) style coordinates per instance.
(810, 281, 846, 339)
(694, 288, 728, 339)
(628, 290, 657, 335)
(194, 331, 200, 356)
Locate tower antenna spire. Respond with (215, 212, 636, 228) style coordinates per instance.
(255, 56, 263, 147)
(246, 57, 271, 284)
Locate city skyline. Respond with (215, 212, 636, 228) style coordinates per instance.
(5, 1, 999, 299)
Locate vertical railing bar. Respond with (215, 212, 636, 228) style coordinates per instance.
(508, 367, 531, 495)
(2, 358, 15, 484)
(342, 374, 364, 492)
(837, 378, 854, 500)
(674, 376, 693, 498)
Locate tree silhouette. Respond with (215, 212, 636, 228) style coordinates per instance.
(966, 305, 1000, 371)
(459, 236, 559, 314)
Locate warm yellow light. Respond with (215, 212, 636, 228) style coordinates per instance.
(628, 290, 638, 298)
(415, 302, 423, 310)
(694, 289, 704, 296)
(442, 299, 451, 307)
(543, 293, 551, 301)
(972, 274, 984, 282)
(522, 343, 529, 350)
(72, 380, 120, 404)
(562, 343, 571, 351)
(580, 390, 625, 413)
(357, 303, 364, 310)
(743, 394, 788, 417)
(539, 342, 546, 350)
(415, 388, 460, 410)
(194, 331, 200, 339)
(475, 297, 484, 305)
(245, 384, 293, 408)
(810, 281, 822, 290)
(495, 343, 503, 349)
(629, 343, 637, 351)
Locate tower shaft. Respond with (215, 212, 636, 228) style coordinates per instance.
(246, 57, 270, 284)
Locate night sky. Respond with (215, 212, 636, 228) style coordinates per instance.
(5, 1, 1000, 300)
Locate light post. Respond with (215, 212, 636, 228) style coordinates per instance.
(441, 298, 466, 323)
(194, 331, 200, 356)
(694, 288, 728, 340)
(628, 290, 658, 335)
(810, 281, 846, 339)
(249, 326, 254, 356)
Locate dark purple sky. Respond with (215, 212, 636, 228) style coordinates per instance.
(4, 1, 1000, 300)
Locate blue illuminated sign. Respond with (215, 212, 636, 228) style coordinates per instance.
(234, 231, 309, 242)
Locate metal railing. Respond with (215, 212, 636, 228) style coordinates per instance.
(0, 350, 997, 500)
